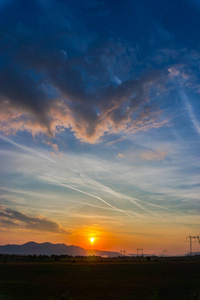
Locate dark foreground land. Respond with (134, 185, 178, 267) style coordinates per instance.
(0, 255, 200, 300)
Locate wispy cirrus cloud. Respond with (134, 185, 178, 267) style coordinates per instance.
(141, 149, 168, 161)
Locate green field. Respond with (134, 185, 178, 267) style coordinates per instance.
(0, 257, 200, 300)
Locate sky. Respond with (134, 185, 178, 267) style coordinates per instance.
(0, 0, 200, 256)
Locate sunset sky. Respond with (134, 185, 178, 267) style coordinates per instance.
(0, 0, 200, 256)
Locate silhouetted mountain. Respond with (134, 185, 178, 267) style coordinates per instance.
(0, 242, 120, 257)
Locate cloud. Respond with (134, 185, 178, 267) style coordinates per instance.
(0, 0, 172, 145)
(1, 1, 199, 146)
(43, 139, 59, 152)
(0, 74, 169, 144)
(0, 207, 67, 234)
(141, 149, 168, 161)
(0, 101, 50, 137)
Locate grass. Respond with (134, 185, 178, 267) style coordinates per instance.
(0, 257, 200, 299)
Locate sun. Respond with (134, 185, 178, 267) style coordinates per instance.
(90, 237, 95, 244)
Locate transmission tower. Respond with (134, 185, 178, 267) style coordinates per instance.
(136, 248, 143, 256)
(163, 250, 167, 256)
(186, 235, 200, 255)
(119, 250, 126, 256)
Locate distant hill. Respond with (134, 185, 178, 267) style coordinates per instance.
(0, 242, 120, 257)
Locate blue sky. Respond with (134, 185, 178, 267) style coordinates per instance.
(0, 0, 200, 255)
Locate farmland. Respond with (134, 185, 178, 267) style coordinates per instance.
(0, 256, 200, 300)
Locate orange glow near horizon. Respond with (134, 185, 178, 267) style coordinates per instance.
(69, 225, 117, 250)
(1, 225, 196, 256)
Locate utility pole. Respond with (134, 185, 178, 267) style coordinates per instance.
(186, 235, 200, 255)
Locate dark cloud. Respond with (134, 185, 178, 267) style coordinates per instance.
(0, 0, 199, 144)
(0, 66, 50, 128)
(0, 207, 67, 234)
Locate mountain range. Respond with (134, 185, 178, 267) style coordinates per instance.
(0, 242, 120, 257)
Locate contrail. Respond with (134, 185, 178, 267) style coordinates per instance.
(180, 91, 200, 136)
(25, 170, 136, 219)
(0, 135, 82, 175)
(79, 173, 174, 214)
(0, 135, 139, 215)
(61, 173, 147, 211)
(0, 135, 57, 164)
(44, 172, 171, 220)
(0, 186, 57, 200)
(0, 135, 175, 217)
(73, 200, 141, 217)
(46, 173, 149, 213)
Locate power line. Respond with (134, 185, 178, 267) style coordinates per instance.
(186, 235, 200, 255)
